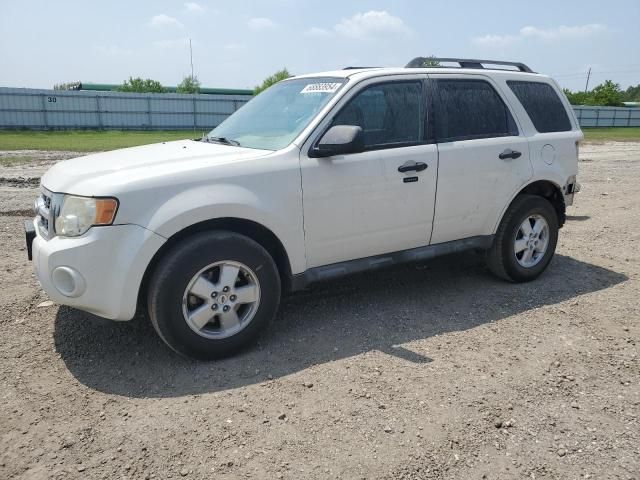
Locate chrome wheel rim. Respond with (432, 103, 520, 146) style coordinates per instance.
(514, 214, 550, 268)
(182, 261, 261, 339)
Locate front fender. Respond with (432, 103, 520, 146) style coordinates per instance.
(118, 183, 306, 274)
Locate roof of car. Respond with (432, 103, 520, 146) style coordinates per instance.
(293, 67, 549, 82)
(293, 58, 549, 82)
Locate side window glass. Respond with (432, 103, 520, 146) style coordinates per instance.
(333, 81, 423, 149)
(507, 81, 572, 133)
(435, 79, 518, 142)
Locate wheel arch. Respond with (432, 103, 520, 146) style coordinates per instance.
(495, 179, 566, 234)
(137, 217, 294, 314)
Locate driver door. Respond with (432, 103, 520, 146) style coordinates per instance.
(299, 76, 438, 268)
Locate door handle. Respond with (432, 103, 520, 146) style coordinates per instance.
(398, 161, 428, 173)
(499, 149, 522, 160)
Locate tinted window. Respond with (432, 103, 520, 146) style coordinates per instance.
(507, 81, 572, 133)
(435, 79, 518, 142)
(333, 81, 423, 149)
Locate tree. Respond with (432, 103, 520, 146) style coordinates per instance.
(562, 80, 623, 106)
(54, 81, 81, 91)
(563, 88, 590, 105)
(590, 80, 622, 106)
(176, 75, 201, 94)
(117, 77, 166, 93)
(621, 84, 640, 102)
(421, 55, 441, 67)
(254, 68, 291, 95)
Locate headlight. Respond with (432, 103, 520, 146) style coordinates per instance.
(54, 195, 118, 237)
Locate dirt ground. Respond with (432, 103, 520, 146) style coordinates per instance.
(0, 143, 638, 480)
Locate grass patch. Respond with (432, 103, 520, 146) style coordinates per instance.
(0, 130, 200, 152)
(582, 127, 640, 142)
(0, 155, 36, 166)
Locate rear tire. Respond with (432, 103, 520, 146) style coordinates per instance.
(486, 194, 559, 282)
(147, 231, 281, 360)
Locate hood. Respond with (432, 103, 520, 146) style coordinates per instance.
(41, 140, 272, 195)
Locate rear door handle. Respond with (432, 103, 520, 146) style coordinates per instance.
(398, 161, 428, 173)
(499, 149, 522, 160)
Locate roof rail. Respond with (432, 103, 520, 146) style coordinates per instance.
(405, 57, 534, 73)
(343, 66, 379, 70)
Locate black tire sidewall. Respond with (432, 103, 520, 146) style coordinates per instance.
(148, 231, 280, 360)
(500, 197, 559, 282)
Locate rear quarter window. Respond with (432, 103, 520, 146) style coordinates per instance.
(507, 81, 572, 133)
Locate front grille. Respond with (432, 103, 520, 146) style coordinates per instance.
(35, 188, 54, 239)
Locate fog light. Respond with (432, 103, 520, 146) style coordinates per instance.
(52, 266, 86, 298)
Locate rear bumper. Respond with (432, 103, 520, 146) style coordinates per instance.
(563, 175, 580, 206)
(31, 221, 165, 320)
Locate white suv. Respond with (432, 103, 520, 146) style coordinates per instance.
(26, 58, 581, 359)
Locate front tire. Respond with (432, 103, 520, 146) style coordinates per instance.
(147, 231, 281, 360)
(486, 195, 559, 282)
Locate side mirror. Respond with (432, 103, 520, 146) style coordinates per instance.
(310, 125, 364, 158)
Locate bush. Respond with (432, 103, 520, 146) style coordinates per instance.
(176, 76, 201, 94)
(117, 77, 166, 93)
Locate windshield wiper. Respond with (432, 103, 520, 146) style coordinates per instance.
(207, 136, 241, 147)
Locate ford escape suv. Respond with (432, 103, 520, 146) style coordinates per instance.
(25, 58, 581, 359)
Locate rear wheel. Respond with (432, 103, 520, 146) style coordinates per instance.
(486, 194, 559, 282)
(147, 231, 281, 359)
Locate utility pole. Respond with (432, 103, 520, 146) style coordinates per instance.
(189, 38, 196, 137)
(584, 67, 591, 93)
(189, 38, 194, 79)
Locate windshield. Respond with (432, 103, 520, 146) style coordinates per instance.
(208, 77, 346, 151)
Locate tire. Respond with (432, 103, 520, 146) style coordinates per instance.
(147, 231, 281, 360)
(486, 194, 559, 282)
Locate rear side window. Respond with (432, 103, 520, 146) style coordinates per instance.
(434, 79, 518, 142)
(332, 81, 423, 149)
(507, 81, 572, 133)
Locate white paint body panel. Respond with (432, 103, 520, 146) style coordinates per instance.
(301, 144, 438, 267)
(33, 66, 580, 321)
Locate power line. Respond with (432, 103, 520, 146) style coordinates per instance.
(553, 68, 640, 78)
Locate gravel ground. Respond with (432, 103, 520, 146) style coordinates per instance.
(0, 143, 638, 480)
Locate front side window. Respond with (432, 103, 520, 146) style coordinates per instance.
(435, 79, 518, 142)
(208, 77, 345, 150)
(332, 81, 423, 149)
(507, 81, 572, 133)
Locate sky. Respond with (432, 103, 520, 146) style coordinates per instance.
(1, 0, 639, 92)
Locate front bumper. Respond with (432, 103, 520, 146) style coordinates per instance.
(29, 221, 165, 320)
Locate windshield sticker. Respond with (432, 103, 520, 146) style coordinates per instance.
(301, 83, 341, 94)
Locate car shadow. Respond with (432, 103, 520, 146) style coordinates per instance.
(53, 253, 627, 398)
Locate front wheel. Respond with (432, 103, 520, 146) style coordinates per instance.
(486, 194, 559, 282)
(147, 231, 281, 360)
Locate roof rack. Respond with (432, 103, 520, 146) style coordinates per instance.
(405, 57, 534, 73)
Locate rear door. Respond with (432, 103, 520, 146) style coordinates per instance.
(428, 74, 533, 244)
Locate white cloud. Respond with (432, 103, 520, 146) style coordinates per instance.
(334, 11, 411, 39)
(149, 14, 184, 28)
(184, 2, 204, 13)
(305, 27, 332, 37)
(473, 23, 607, 47)
(248, 17, 275, 30)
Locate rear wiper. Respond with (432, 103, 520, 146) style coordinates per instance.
(207, 136, 241, 147)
